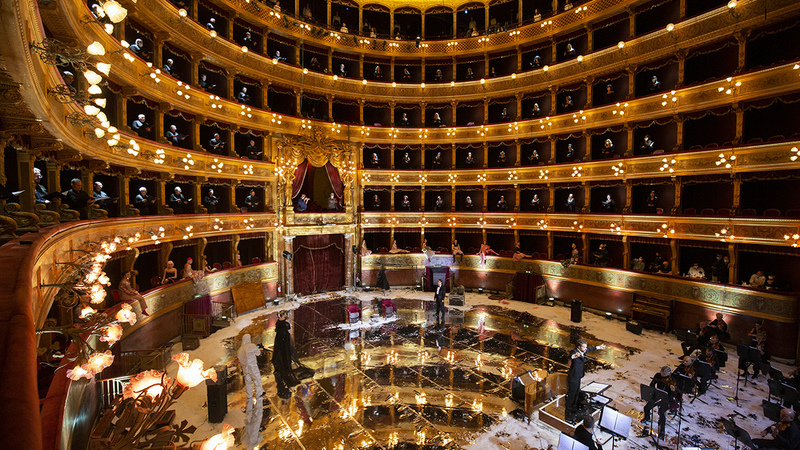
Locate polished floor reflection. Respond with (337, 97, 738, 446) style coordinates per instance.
(229, 297, 626, 450)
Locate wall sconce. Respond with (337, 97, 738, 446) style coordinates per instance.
(447, 173, 457, 184)
(661, 91, 678, 107)
(389, 217, 399, 227)
(213, 218, 224, 231)
(418, 216, 428, 227)
(48, 84, 90, 105)
(612, 102, 628, 116)
(617, 41, 627, 56)
(539, 117, 552, 130)
(239, 104, 252, 118)
(610, 223, 623, 235)
(477, 217, 487, 228)
(660, 157, 676, 173)
(271, 113, 282, 124)
(718, 77, 741, 95)
(153, 149, 165, 164)
(30, 38, 92, 72)
(537, 219, 548, 229)
(790, 146, 799, 161)
(360, 126, 369, 136)
(181, 153, 194, 170)
(728, 0, 740, 18)
(658, 223, 675, 238)
(388, 128, 398, 138)
(506, 217, 516, 228)
(715, 226, 735, 242)
(447, 217, 457, 227)
(175, 81, 191, 100)
(242, 164, 254, 175)
(507, 122, 519, 132)
(243, 218, 255, 229)
(539, 169, 549, 180)
(507, 170, 518, 181)
(476, 125, 486, 137)
(182, 225, 194, 239)
(540, 20, 553, 29)
(418, 173, 427, 184)
(715, 152, 736, 169)
(446, 127, 457, 136)
(477, 173, 487, 182)
(612, 162, 624, 176)
(571, 166, 583, 177)
(666, 23, 678, 39)
(418, 128, 428, 139)
(211, 158, 224, 173)
(361, 173, 371, 183)
(572, 112, 586, 123)
(572, 220, 584, 231)
(390, 173, 400, 183)
(784, 233, 799, 248)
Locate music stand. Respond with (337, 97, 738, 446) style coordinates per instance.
(762, 399, 781, 422)
(675, 329, 697, 344)
(557, 433, 590, 450)
(599, 405, 631, 450)
(720, 418, 756, 450)
(692, 360, 713, 402)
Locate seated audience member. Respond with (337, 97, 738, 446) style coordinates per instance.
(765, 274, 781, 290)
(241, 31, 257, 49)
(490, 67, 498, 78)
(658, 260, 671, 274)
(274, 50, 286, 62)
(710, 254, 730, 283)
(464, 195, 474, 210)
(296, 194, 308, 212)
(648, 251, 663, 272)
(129, 38, 148, 58)
(528, 150, 540, 165)
(498, 151, 507, 165)
(434, 69, 443, 81)
(131, 114, 151, 137)
(309, 57, 321, 71)
(402, 68, 411, 80)
(400, 113, 410, 126)
(169, 186, 191, 214)
(566, 143, 575, 159)
(432, 113, 442, 126)
(206, 17, 216, 30)
(62, 70, 74, 86)
(564, 43, 576, 58)
(244, 189, 260, 211)
(134, 186, 157, 215)
(161, 260, 178, 284)
(641, 135, 655, 153)
(373, 65, 382, 79)
(531, 55, 542, 68)
(452, 239, 464, 262)
(327, 192, 338, 210)
(65, 178, 95, 219)
(631, 256, 645, 272)
(243, 139, 262, 160)
(162, 58, 177, 77)
(649, 76, 661, 91)
(370, 27, 377, 38)
(118, 271, 148, 315)
(591, 243, 608, 266)
(565, 193, 576, 212)
(466, 68, 474, 79)
(601, 194, 615, 213)
(208, 133, 225, 153)
(688, 262, 705, 279)
(371, 194, 381, 209)
(531, 103, 542, 117)
(530, 194, 540, 211)
(203, 188, 219, 213)
(166, 124, 187, 146)
(198, 73, 216, 92)
(401, 195, 411, 211)
(496, 195, 508, 211)
(434, 195, 444, 211)
(339, 63, 347, 77)
(237, 86, 250, 104)
(465, 152, 474, 165)
(272, 1, 280, 11)
(533, 9, 542, 22)
(92, 181, 117, 211)
(563, 95, 574, 110)
(389, 240, 409, 253)
(645, 191, 658, 214)
(433, 152, 442, 166)
(605, 84, 614, 101)
(500, 107, 509, 121)
(340, 23, 348, 33)
(601, 139, 614, 159)
(371, 153, 380, 166)
(749, 270, 766, 288)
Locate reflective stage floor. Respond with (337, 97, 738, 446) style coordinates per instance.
(211, 295, 626, 450)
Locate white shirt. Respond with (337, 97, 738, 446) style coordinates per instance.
(688, 266, 705, 278)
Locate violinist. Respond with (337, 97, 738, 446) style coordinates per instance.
(752, 408, 800, 450)
(674, 355, 697, 396)
(681, 320, 711, 356)
(643, 366, 678, 437)
(705, 334, 727, 369)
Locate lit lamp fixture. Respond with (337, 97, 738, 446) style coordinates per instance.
(390, 173, 400, 183)
(271, 113, 282, 124)
(507, 121, 519, 132)
(539, 118, 552, 129)
(389, 217, 399, 228)
(447, 217, 457, 227)
(149, 226, 166, 244)
(418, 216, 428, 227)
(446, 127, 457, 136)
(199, 425, 235, 450)
(612, 102, 628, 116)
(181, 153, 195, 170)
(540, 20, 553, 28)
(660, 157, 677, 173)
(418, 128, 428, 139)
(418, 173, 427, 184)
(715, 226, 735, 242)
(331, 122, 342, 133)
(154, 149, 166, 164)
(571, 166, 583, 177)
(477, 173, 487, 183)
(361, 173, 371, 183)
(508, 170, 518, 181)
(87, 41, 106, 56)
(477, 217, 488, 228)
(360, 126, 370, 136)
(213, 218, 224, 231)
(183, 225, 194, 240)
(658, 223, 675, 238)
(718, 77, 741, 95)
(506, 217, 517, 228)
(509, 30, 520, 37)
(211, 158, 224, 173)
(784, 233, 800, 248)
(715, 153, 736, 168)
(610, 223, 623, 235)
(790, 146, 799, 161)
(537, 219, 548, 230)
(476, 125, 486, 137)
(572, 221, 584, 232)
(389, 128, 398, 139)
(539, 169, 549, 180)
(101, 0, 127, 23)
(447, 173, 457, 184)
(612, 162, 624, 176)
(662, 91, 678, 107)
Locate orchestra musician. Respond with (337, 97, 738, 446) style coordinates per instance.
(574, 415, 602, 450)
(208, 133, 225, 153)
(643, 366, 678, 437)
(166, 124, 187, 145)
(751, 408, 800, 450)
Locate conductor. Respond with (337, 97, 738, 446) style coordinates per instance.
(566, 339, 607, 422)
(434, 279, 446, 327)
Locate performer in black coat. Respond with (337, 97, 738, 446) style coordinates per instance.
(574, 415, 602, 450)
(375, 265, 390, 291)
(434, 278, 446, 326)
(272, 313, 313, 398)
(566, 339, 607, 422)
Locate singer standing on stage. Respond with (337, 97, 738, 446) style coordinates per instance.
(434, 279, 446, 327)
(566, 339, 606, 422)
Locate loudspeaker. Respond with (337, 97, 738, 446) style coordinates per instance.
(512, 371, 538, 401)
(449, 295, 464, 306)
(206, 366, 227, 423)
(571, 299, 582, 323)
(626, 320, 643, 335)
(282, 250, 293, 261)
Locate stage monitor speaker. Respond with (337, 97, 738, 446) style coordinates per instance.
(456, 285, 465, 295)
(512, 371, 538, 401)
(571, 299, 582, 323)
(626, 320, 643, 335)
(282, 250, 293, 261)
(206, 366, 227, 423)
(449, 294, 464, 306)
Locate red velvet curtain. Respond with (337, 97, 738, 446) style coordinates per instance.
(292, 234, 345, 295)
(325, 162, 344, 208)
(292, 159, 310, 199)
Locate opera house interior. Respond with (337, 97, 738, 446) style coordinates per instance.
(1, 0, 800, 448)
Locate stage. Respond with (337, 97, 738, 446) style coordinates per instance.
(169, 288, 783, 450)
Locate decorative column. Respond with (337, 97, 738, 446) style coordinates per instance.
(284, 235, 295, 295)
(679, 0, 686, 18)
(546, 231, 554, 260)
(390, 186, 395, 210)
(675, 115, 685, 152)
(390, 144, 396, 169)
(547, 183, 555, 212)
(451, 185, 456, 211)
(672, 176, 682, 215)
(482, 142, 488, 168)
(294, 90, 302, 117)
(158, 242, 174, 280)
(390, 57, 395, 82)
(344, 232, 354, 287)
(676, 49, 687, 88)
(451, 101, 457, 129)
(669, 239, 679, 275)
(622, 236, 630, 270)
(548, 137, 557, 164)
(156, 175, 172, 214)
(733, 104, 744, 145)
(514, 186, 520, 212)
(452, 10, 457, 36)
(728, 242, 737, 286)
(483, 98, 489, 124)
(358, 99, 365, 125)
(15, 150, 35, 211)
(193, 177, 206, 213)
(227, 73, 236, 102)
(585, 25, 593, 52)
(583, 135, 592, 161)
(420, 101, 426, 127)
(389, 10, 393, 39)
(582, 181, 590, 213)
(327, 94, 334, 122)
(389, 101, 396, 127)
(117, 172, 136, 216)
(359, 54, 364, 79)
(154, 104, 167, 145)
(515, 93, 523, 123)
(584, 76, 594, 108)
(581, 233, 590, 263)
(123, 248, 140, 290)
(731, 173, 741, 215)
(44, 161, 61, 202)
(327, 1, 331, 26)
(228, 180, 238, 212)
(626, 66, 636, 100)
(482, 185, 488, 212)
(451, 143, 457, 170)
(195, 237, 207, 268)
(624, 180, 632, 213)
(420, 143, 426, 169)
(231, 235, 241, 266)
(514, 139, 521, 167)
(625, 123, 634, 156)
